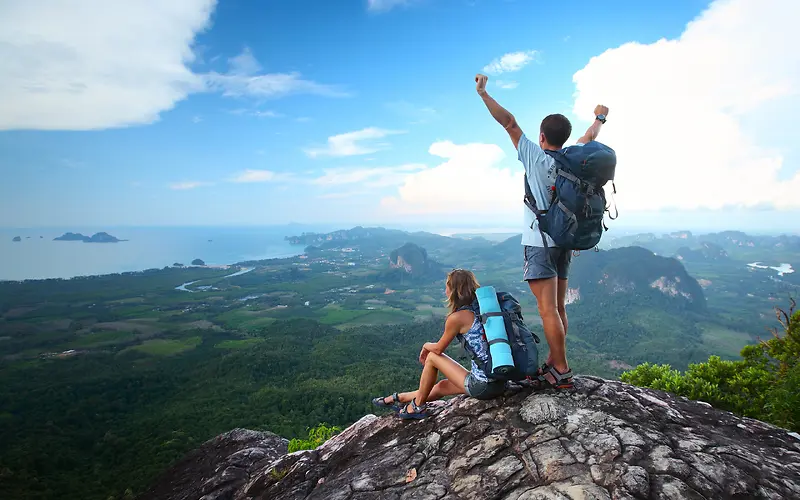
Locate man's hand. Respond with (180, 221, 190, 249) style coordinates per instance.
(578, 104, 610, 144)
(475, 74, 488, 96)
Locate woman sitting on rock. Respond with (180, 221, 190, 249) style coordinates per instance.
(372, 269, 507, 419)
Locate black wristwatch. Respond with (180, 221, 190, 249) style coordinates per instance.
(596, 114, 607, 124)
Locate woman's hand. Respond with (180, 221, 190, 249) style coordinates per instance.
(419, 346, 429, 365)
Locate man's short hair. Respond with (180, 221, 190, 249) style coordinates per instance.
(540, 114, 572, 148)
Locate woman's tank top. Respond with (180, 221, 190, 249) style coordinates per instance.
(455, 304, 490, 382)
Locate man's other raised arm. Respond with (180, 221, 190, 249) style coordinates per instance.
(577, 104, 609, 144)
(475, 74, 523, 149)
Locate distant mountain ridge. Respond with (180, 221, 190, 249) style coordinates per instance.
(605, 229, 800, 259)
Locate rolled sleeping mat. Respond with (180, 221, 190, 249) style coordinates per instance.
(475, 286, 514, 374)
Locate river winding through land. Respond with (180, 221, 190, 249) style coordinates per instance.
(175, 267, 254, 293)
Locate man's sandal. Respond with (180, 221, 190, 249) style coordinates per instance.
(397, 398, 429, 420)
(531, 364, 574, 391)
(372, 392, 401, 410)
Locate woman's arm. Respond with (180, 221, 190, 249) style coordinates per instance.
(423, 311, 470, 355)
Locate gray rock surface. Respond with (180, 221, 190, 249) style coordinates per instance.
(139, 377, 800, 500)
(139, 428, 288, 500)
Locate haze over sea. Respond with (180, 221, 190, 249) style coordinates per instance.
(0, 226, 334, 282)
(0, 224, 521, 281)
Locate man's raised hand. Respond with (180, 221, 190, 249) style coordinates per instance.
(594, 104, 609, 117)
(475, 74, 488, 96)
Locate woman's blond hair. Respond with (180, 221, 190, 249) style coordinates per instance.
(445, 269, 480, 314)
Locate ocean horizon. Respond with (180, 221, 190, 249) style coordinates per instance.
(0, 224, 525, 282)
(0, 226, 328, 282)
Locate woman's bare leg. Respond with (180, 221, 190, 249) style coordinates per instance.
(396, 379, 464, 405)
(398, 352, 468, 413)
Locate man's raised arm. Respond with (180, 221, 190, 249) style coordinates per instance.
(475, 74, 523, 149)
(576, 104, 609, 144)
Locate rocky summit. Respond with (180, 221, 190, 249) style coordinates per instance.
(139, 377, 800, 500)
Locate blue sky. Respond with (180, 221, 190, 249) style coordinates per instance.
(1, 0, 799, 232)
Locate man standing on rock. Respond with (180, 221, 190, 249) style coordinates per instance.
(475, 73, 609, 389)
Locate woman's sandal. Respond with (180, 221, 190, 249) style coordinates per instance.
(531, 364, 574, 391)
(397, 398, 429, 420)
(372, 392, 401, 410)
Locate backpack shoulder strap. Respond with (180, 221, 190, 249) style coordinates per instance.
(523, 173, 554, 255)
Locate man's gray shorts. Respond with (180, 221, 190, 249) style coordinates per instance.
(523, 245, 572, 281)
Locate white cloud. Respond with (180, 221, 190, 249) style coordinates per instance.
(205, 47, 347, 100)
(313, 164, 426, 188)
(0, 0, 215, 131)
(496, 80, 519, 90)
(253, 110, 283, 118)
(229, 108, 283, 118)
(0, 5, 344, 131)
(170, 181, 212, 190)
(571, 0, 800, 211)
(227, 169, 296, 184)
(367, 0, 413, 12)
(192, 116, 202, 123)
(305, 127, 405, 158)
(482, 50, 538, 75)
(227, 46, 262, 75)
(228, 170, 276, 183)
(381, 141, 520, 215)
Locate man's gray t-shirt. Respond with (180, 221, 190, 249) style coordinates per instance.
(518, 133, 557, 247)
(517, 133, 584, 247)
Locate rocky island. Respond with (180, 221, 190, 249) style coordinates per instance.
(53, 232, 125, 243)
(139, 376, 800, 500)
(12, 236, 21, 242)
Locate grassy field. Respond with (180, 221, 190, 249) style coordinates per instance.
(124, 337, 202, 356)
(699, 322, 753, 359)
(69, 330, 135, 348)
(317, 305, 371, 325)
(215, 338, 266, 349)
(337, 309, 413, 328)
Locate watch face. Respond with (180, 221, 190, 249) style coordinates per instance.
(597, 114, 606, 121)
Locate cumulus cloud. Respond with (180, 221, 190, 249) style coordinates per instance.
(0, 4, 344, 131)
(313, 164, 426, 188)
(482, 50, 538, 75)
(571, 0, 800, 211)
(170, 181, 213, 190)
(381, 141, 520, 215)
(305, 128, 406, 158)
(0, 0, 215, 130)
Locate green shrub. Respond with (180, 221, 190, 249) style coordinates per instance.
(287, 423, 342, 453)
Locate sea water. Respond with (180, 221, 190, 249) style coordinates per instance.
(0, 226, 326, 281)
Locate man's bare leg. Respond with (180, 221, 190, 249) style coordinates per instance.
(528, 277, 568, 381)
(546, 277, 569, 366)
